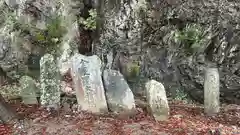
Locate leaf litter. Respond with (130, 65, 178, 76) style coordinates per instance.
(0, 100, 239, 135)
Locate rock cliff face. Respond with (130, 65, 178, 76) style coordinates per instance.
(137, 0, 240, 104)
(100, 0, 239, 104)
(0, 0, 239, 104)
(0, 0, 82, 80)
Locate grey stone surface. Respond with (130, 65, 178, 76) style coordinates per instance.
(145, 80, 170, 121)
(101, 0, 240, 104)
(103, 69, 135, 113)
(0, 0, 239, 105)
(204, 68, 220, 116)
(19, 75, 38, 104)
(70, 54, 108, 113)
(40, 54, 61, 108)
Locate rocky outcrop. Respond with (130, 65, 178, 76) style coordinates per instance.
(0, 0, 81, 80)
(114, 0, 240, 104)
(154, 0, 239, 104)
(0, 0, 239, 104)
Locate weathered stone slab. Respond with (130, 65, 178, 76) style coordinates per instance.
(19, 75, 38, 104)
(145, 80, 169, 121)
(40, 54, 61, 109)
(103, 69, 135, 113)
(70, 54, 108, 113)
(204, 68, 220, 116)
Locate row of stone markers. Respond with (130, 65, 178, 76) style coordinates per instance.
(19, 53, 220, 121)
(19, 54, 61, 110)
(68, 53, 170, 120)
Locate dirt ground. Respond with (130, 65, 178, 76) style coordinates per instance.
(0, 100, 239, 135)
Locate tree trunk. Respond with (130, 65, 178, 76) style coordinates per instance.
(0, 94, 19, 124)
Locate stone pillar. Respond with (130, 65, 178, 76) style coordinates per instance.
(40, 54, 61, 109)
(204, 67, 220, 116)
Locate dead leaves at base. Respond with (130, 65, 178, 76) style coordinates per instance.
(0, 101, 239, 135)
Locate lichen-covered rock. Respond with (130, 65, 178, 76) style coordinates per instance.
(4, 0, 19, 9)
(57, 0, 81, 76)
(19, 75, 38, 104)
(99, 0, 147, 60)
(204, 68, 220, 116)
(145, 80, 169, 121)
(0, 1, 29, 79)
(1, 0, 239, 105)
(70, 54, 108, 113)
(0, 0, 81, 81)
(122, 0, 240, 104)
(58, 22, 79, 76)
(0, 31, 28, 80)
(103, 69, 135, 113)
(40, 54, 61, 109)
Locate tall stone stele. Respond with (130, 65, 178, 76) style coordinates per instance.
(70, 54, 108, 113)
(40, 54, 61, 109)
(204, 67, 220, 116)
